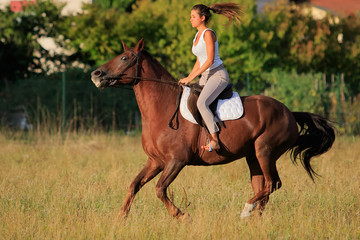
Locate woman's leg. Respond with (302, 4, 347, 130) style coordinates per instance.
(197, 69, 228, 150)
(197, 78, 227, 133)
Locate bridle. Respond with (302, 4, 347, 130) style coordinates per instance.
(112, 49, 180, 87)
(120, 49, 142, 86)
(107, 49, 183, 130)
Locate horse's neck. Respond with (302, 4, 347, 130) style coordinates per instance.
(133, 57, 178, 122)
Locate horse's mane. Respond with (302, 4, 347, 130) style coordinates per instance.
(141, 50, 178, 84)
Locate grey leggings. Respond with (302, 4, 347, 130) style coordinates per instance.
(197, 64, 229, 134)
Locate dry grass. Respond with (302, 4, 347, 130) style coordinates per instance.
(0, 132, 359, 239)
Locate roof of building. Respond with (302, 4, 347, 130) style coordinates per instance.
(310, 0, 360, 15)
(257, 0, 360, 15)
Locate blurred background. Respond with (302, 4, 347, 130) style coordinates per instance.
(0, 0, 359, 135)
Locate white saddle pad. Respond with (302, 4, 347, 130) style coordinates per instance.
(180, 86, 244, 125)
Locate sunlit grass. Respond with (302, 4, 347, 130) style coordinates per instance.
(0, 132, 359, 239)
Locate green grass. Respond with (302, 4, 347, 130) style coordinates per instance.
(0, 132, 359, 239)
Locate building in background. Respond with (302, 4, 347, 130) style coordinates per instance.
(257, 0, 359, 19)
(0, 0, 93, 14)
(9, 0, 36, 12)
(309, 0, 360, 16)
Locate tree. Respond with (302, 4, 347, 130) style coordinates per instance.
(0, 1, 65, 90)
(93, 0, 136, 12)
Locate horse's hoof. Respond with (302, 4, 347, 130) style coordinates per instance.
(118, 211, 128, 220)
(178, 212, 192, 223)
(240, 202, 256, 219)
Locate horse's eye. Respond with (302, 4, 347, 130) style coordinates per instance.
(121, 56, 127, 60)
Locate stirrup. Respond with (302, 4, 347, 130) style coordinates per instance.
(208, 139, 212, 152)
(205, 139, 220, 152)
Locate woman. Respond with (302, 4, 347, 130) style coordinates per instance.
(179, 3, 241, 151)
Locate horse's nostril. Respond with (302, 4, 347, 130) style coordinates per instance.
(94, 70, 102, 77)
(92, 69, 106, 78)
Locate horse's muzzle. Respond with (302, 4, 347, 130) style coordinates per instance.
(91, 69, 117, 89)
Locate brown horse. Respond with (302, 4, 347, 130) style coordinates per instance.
(91, 39, 335, 220)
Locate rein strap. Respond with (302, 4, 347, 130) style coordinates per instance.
(168, 85, 183, 130)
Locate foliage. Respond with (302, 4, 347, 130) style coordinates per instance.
(57, 0, 360, 94)
(262, 69, 330, 114)
(260, 1, 360, 97)
(340, 14, 360, 96)
(60, 0, 198, 76)
(93, 0, 136, 11)
(0, 0, 65, 87)
(2, 0, 360, 89)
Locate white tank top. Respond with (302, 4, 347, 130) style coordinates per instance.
(192, 28, 223, 72)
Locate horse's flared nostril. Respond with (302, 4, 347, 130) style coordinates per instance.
(92, 70, 105, 77)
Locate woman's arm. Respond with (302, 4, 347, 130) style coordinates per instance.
(179, 30, 215, 85)
(179, 58, 199, 84)
(189, 57, 201, 78)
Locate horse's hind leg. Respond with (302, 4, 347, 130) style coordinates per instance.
(243, 154, 268, 217)
(119, 158, 163, 218)
(241, 140, 282, 218)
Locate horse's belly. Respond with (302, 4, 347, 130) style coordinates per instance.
(190, 153, 246, 166)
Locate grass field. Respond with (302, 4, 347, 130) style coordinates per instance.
(0, 132, 359, 239)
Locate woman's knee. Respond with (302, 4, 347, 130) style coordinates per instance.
(197, 98, 207, 112)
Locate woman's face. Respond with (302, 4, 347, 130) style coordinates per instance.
(190, 10, 205, 28)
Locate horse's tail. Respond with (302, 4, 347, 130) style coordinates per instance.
(291, 112, 336, 181)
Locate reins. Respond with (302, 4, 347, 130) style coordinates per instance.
(168, 85, 183, 130)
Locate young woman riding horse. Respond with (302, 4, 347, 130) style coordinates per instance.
(90, 7, 335, 221)
(179, 3, 241, 151)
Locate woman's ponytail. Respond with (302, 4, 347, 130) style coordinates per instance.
(209, 3, 242, 25)
(192, 2, 242, 25)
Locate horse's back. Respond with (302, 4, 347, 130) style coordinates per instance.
(196, 95, 298, 165)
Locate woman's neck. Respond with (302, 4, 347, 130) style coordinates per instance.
(196, 25, 207, 33)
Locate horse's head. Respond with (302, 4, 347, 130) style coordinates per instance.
(91, 39, 144, 89)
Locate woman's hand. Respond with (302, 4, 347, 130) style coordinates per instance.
(179, 77, 193, 85)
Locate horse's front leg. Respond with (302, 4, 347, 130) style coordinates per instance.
(155, 160, 187, 219)
(119, 158, 163, 218)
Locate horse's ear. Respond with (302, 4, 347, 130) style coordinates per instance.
(122, 41, 129, 51)
(134, 38, 144, 53)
